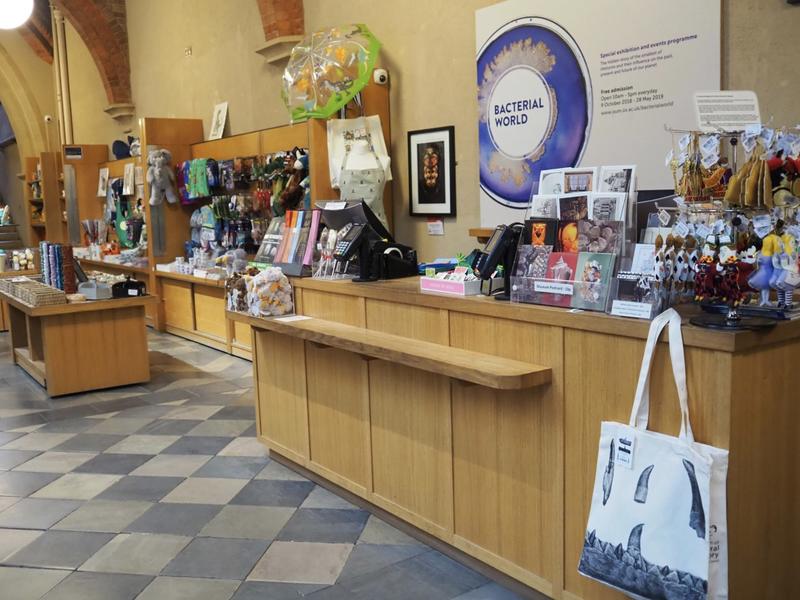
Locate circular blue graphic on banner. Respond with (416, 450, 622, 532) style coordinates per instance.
(477, 17, 592, 207)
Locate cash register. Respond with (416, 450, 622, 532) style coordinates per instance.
(320, 201, 418, 282)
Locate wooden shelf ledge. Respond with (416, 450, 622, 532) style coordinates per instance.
(155, 270, 226, 288)
(79, 258, 151, 277)
(228, 311, 551, 390)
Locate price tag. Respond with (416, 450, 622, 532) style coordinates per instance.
(744, 123, 762, 138)
(700, 134, 720, 156)
(755, 225, 772, 239)
(614, 435, 635, 469)
(753, 214, 772, 229)
(695, 224, 712, 239)
(712, 220, 725, 235)
(678, 134, 692, 151)
(701, 153, 720, 169)
(665, 148, 675, 167)
(658, 209, 671, 227)
(673, 221, 690, 238)
(676, 151, 689, 167)
(325, 201, 347, 210)
(741, 136, 757, 154)
(759, 127, 775, 149)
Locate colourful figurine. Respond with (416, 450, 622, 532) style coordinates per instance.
(749, 219, 782, 306)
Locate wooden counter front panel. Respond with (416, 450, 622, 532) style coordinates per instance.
(193, 286, 227, 340)
(562, 329, 731, 600)
(300, 289, 365, 327)
(42, 307, 150, 397)
(449, 313, 563, 594)
(365, 299, 449, 344)
(305, 344, 371, 495)
(233, 321, 252, 350)
(254, 330, 309, 462)
(729, 340, 799, 599)
(369, 361, 454, 538)
(0, 300, 8, 332)
(161, 280, 194, 331)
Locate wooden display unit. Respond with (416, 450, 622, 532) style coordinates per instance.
(62, 144, 109, 230)
(234, 276, 799, 600)
(0, 291, 154, 396)
(23, 156, 45, 244)
(0, 269, 38, 332)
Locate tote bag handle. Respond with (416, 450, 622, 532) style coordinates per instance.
(628, 308, 694, 442)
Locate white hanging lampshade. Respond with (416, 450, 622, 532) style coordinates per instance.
(0, 0, 34, 30)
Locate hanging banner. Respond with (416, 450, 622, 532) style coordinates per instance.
(477, 0, 721, 226)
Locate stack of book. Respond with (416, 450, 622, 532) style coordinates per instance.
(256, 209, 320, 276)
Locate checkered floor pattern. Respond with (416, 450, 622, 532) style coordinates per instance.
(0, 331, 526, 600)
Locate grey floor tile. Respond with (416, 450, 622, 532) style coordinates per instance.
(452, 582, 527, 600)
(0, 432, 25, 446)
(137, 576, 240, 600)
(301, 486, 359, 510)
(199, 505, 296, 540)
(4, 530, 114, 569)
(73, 453, 154, 475)
(0, 497, 82, 529)
(338, 543, 427, 582)
(162, 436, 233, 455)
(0, 449, 40, 470)
(13, 451, 97, 473)
(127, 503, 222, 536)
(163, 537, 269, 580)
(86, 418, 155, 435)
(248, 541, 352, 585)
(80, 532, 191, 575)
(0, 496, 19, 511)
(52, 500, 153, 533)
(1, 433, 76, 451)
(104, 435, 180, 455)
(233, 581, 327, 600)
(0, 470, 59, 496)
(187, 420, 252, 438)
(130, 454, 211, 477)
(114, 405, 179, 419)
(210, 406, 255, 420)
(161, 477, 247, 505)
(51, 433, 126, 453)
(231, 480, 315, 507)
(135, 419, 202, 436)
(192, 456, 269, 479)
(41, 571, 152, 600)
(31, 473, 122, 500)
(0, 566, 69, 600)
(277, 508, 370, 544)
(97, 476, 184, 502)
(36, 418, 98, 434)
(163, 405, 224, 421)
(357, 515, 423, 546)
(255, 461, 309, 482)
(217, 438, 268, 458)
(240, 424, 257, 437)
(0, 529, 42, 561)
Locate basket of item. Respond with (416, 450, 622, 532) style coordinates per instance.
(225, 267, 294, 317)
(9, 278, 67, 307)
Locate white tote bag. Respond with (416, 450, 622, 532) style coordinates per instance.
(579, 309, 728, 600)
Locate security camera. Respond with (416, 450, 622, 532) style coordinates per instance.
(373, 69, 389, 85)
(44, 115, 54, 123)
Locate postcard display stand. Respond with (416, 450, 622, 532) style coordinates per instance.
(510, 165, 638, 314)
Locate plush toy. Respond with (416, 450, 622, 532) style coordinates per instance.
(146, 149, 178, 206)
(278, 152, 308, 212)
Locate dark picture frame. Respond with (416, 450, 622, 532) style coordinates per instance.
(408, 126, 456, 216)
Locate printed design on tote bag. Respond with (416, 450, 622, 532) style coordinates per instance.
(602, 439, 614, 505)
(634, 465, 655, 504)
(580, 524, 708, 599)
(683, 459, 706, 539)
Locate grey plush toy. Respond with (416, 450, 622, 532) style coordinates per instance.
(146, 149, 177, 206)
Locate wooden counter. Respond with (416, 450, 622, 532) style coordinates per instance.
(0, 291, 154, 396)
(237, 276, 798, 600)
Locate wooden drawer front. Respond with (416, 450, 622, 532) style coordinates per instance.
(369, 361, 453, 537)
(365, 299, 449, 344)
(233, 320, 252, 349)
(193, 285, 226, 339)
(0, 300, 8, 331)
(306, 344, 371, 492)
(254, 330, 309, 460)
(300, 289, 365, 327)
(161, 280, 194, 331)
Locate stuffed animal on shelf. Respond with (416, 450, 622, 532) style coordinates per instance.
(146, 149, 178, 206)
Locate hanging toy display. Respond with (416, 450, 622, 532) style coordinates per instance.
(146, 149, 178, 206)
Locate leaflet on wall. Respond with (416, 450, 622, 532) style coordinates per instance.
(476, 0, 721, 226)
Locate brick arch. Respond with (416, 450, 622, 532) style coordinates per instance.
(53, 0, 131, 105)
(257, 0, 304, 41)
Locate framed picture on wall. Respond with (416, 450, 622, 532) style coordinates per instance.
(209, 102, 228, 140)
(408, 126, 456, 216)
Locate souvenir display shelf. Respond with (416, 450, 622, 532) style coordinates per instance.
(233, 274, 797, 600)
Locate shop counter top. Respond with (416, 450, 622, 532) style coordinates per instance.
(79, 258, 151, 276)
(288, 276, 798, 353)
(154, 270, 227, 288)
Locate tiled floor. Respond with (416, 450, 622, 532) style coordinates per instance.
(0, 330, 527, 599)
